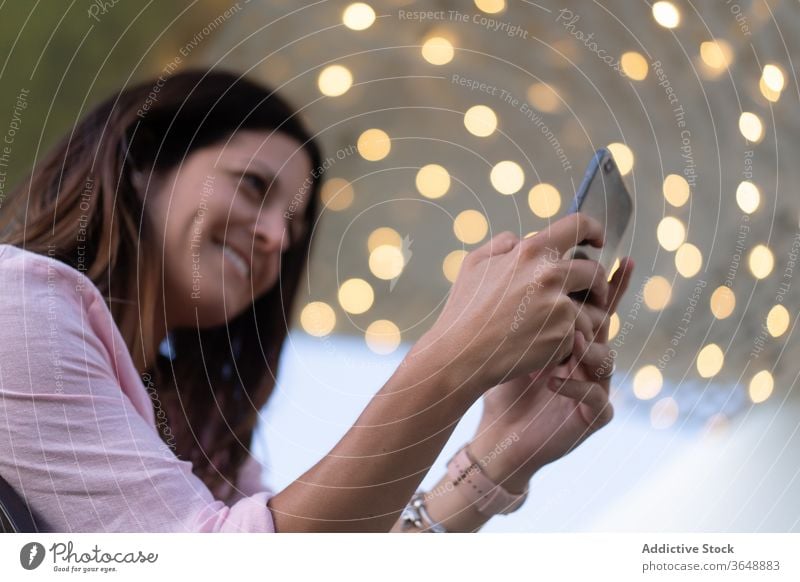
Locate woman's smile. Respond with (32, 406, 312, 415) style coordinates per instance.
(216, 238, 251, 280)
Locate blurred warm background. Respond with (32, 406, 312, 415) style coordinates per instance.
(1, 0, 798, 531)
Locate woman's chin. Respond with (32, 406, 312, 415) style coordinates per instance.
(191, 293, 254, 328)
(182, 270, 276, 328)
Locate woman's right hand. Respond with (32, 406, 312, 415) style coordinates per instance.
(411, 213, 608, 395)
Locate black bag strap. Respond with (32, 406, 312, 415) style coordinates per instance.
(0, 475, 46, 533)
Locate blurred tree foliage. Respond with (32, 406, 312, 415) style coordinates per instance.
(0, 0, 230, 189)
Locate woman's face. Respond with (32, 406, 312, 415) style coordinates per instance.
(147, 129, 314, 330)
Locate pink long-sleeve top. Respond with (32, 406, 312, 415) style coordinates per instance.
(0, 244, 277, 532)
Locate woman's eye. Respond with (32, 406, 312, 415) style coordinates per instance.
(242, 173, 269, 197)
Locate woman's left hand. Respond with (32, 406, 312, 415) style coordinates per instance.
(467, 257, 634, 494)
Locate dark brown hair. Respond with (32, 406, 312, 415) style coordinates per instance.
(0, 69, 322, 496)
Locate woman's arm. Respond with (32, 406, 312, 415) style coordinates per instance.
(219, 453, 274, 504)
(269, 215, 608, 532)
(267, 343, 480, 532)
(0, 247, 279, 532)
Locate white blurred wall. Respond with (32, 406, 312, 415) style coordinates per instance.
(254, 333, 800, 532)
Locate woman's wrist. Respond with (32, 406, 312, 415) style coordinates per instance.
(468, 431, 538, 495)
(416, 441, 531, 531)
(417, 473, 494, 532)
(401, 329, 487, 401)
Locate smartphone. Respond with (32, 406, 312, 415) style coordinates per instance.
(565, 147, 633, 275)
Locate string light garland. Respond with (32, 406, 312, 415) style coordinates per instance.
(283, 2, 793, 415)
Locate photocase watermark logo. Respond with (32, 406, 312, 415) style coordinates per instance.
(20, 542, 46, 570)
(16, 540, 158, 574)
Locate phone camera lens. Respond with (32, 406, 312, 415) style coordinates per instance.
(604, 159, 614, 172)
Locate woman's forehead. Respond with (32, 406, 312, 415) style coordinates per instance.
(224, 130, 306, 162)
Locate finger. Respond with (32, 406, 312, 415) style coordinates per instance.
(548, 378, 614, 428)
(557, 348, 574, 367)
(561, 259, 609, 301)
(470, 230, 520, 261)
(575, 342, 614, 380)
(560, 334, 612, 380)
(607, 257, 635, 313)
(576, 300, 606, 335)
(552, 327, 579, 367)
(578, 258, 633, 340)
(524, 212, 605, 259)
(573, 310, 593, 342)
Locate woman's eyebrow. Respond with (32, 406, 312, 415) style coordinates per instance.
(234, 159, 282, 190)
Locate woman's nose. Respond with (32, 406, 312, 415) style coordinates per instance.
(252, 210, 289, 254)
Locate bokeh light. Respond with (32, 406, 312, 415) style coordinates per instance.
(338, 278, 374, 314)
(644, 276, 672, 310)
(759, 77, 782, 103)
(490, 160, 525, 195)
(527, 83, 562, 113)
(762, 64, 785, 92)
(663, 174, 690, 207)
(766, 304, 790, 337)
(620, 51, 648, 80)
(318, 64, 353, 97)
(634, 365, 663, 400)
(651, 397, 679, 429)
(442, 250, 468, 283)
(748, 244, 774, 279)
(710, 286, 736, 319)
(528, 183, 561, 218)
(422, 36, 454, 65)
(475, 0, 505, 13)
(657, 216, 686, 251)
(609, 257, 621, 282)
(368, 227, 401, 252)
(300, 301, 336, 337)
(739, 112, 764, 143)
(607, 142, 634, 175)
(696, 343, 724, 378)
(748, 370, 774, 404)
(652, 1, 681, 28)
(608, 312, 620, 339)
(736, 181, 760, 214)
(320, 178, 354, 211)
(675, 243, 702, 277)
(453, 210, 488, 244)
(365, 319, 402, 354)
(357, 128, 391, 161)
(415, 163, 451, 199)
(342, 3, 376, 31)
(464, 104, 498, 137)
(369, 245, 405, 280)
(700, 39, 733, 71)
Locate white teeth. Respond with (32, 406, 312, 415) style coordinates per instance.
(221, 244, 250, 278)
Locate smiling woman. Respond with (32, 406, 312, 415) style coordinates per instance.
(0, 71, 323, 528)
(0, 69, 633, 533)
(144, 129, 313, 328)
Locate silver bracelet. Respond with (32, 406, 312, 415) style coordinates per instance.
(400, 492, 447, 532)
